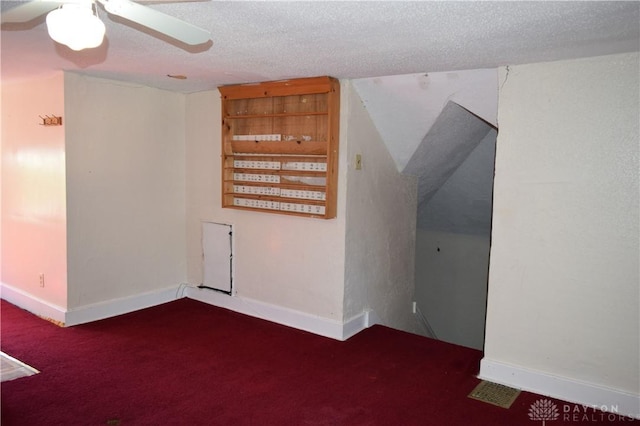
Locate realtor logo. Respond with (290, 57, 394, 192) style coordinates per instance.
(529, 399, 560, 425)
(527, 399, 635, 423)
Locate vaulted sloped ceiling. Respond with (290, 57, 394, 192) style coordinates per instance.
(352, 70, 498, 172)
(404, 101, 495, 207)
(353, 70, 498, 233)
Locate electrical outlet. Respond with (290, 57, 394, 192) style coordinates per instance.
(39, 273, 45, 287)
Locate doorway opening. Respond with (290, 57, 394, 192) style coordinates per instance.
(408, 103, 497, 350)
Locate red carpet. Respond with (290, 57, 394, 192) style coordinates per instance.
(1, 298, 637, 425)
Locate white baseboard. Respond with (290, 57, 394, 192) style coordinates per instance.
(186, 286, 376, 341)
(1, 282, 376, 340)
(65, 286, 182, 326)
(0, 282, 67, 325)
(343, 309, 379, 340)
(479, 358, 640, 420)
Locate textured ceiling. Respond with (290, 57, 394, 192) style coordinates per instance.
(1, 1, 639, 93)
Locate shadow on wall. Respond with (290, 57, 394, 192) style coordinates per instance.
(407, 104, 497, 350)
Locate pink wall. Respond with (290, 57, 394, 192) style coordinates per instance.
(1, 73, 67, 309)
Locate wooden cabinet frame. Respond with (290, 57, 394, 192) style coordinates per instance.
(219, 76, 340, 219)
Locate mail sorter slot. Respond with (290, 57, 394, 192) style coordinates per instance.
(220, 76, 339, 219)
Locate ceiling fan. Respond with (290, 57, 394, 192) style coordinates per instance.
(1, 0, 210, 50)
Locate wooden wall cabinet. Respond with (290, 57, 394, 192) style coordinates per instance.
(219, 76, 340, 219)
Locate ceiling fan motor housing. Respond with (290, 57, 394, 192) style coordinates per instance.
(46, 2, 106, 51)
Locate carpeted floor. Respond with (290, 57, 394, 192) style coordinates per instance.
(1, 298, 638, 425)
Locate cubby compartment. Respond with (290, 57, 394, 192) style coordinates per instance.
(219, 77, 340, 219)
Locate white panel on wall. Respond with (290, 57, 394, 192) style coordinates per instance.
(203, 222, 233, 294)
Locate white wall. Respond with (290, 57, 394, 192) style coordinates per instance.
(482, 52, 639, 416)
(413, 130, 496, 350)
(353, 69, 498, 171)
(2, 74, 416, 336)
(64, 73, 187, 309)
(184, 87, 347, 322)
(415, 230, 489, 350)
(343, 80, 418, 332)
(185, 81, 418, 334)
(417, 129, 497, 234)
(184, 90, 218, 288)
(1, 74, 68, 309)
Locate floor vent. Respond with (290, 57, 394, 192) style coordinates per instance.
(468, 380, 521, 409)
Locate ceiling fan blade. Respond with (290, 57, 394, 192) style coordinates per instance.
(99, 0, 210, 45)
(1, 0, 64, 24)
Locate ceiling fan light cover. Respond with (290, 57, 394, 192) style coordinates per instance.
(46, 3, 106, 51)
